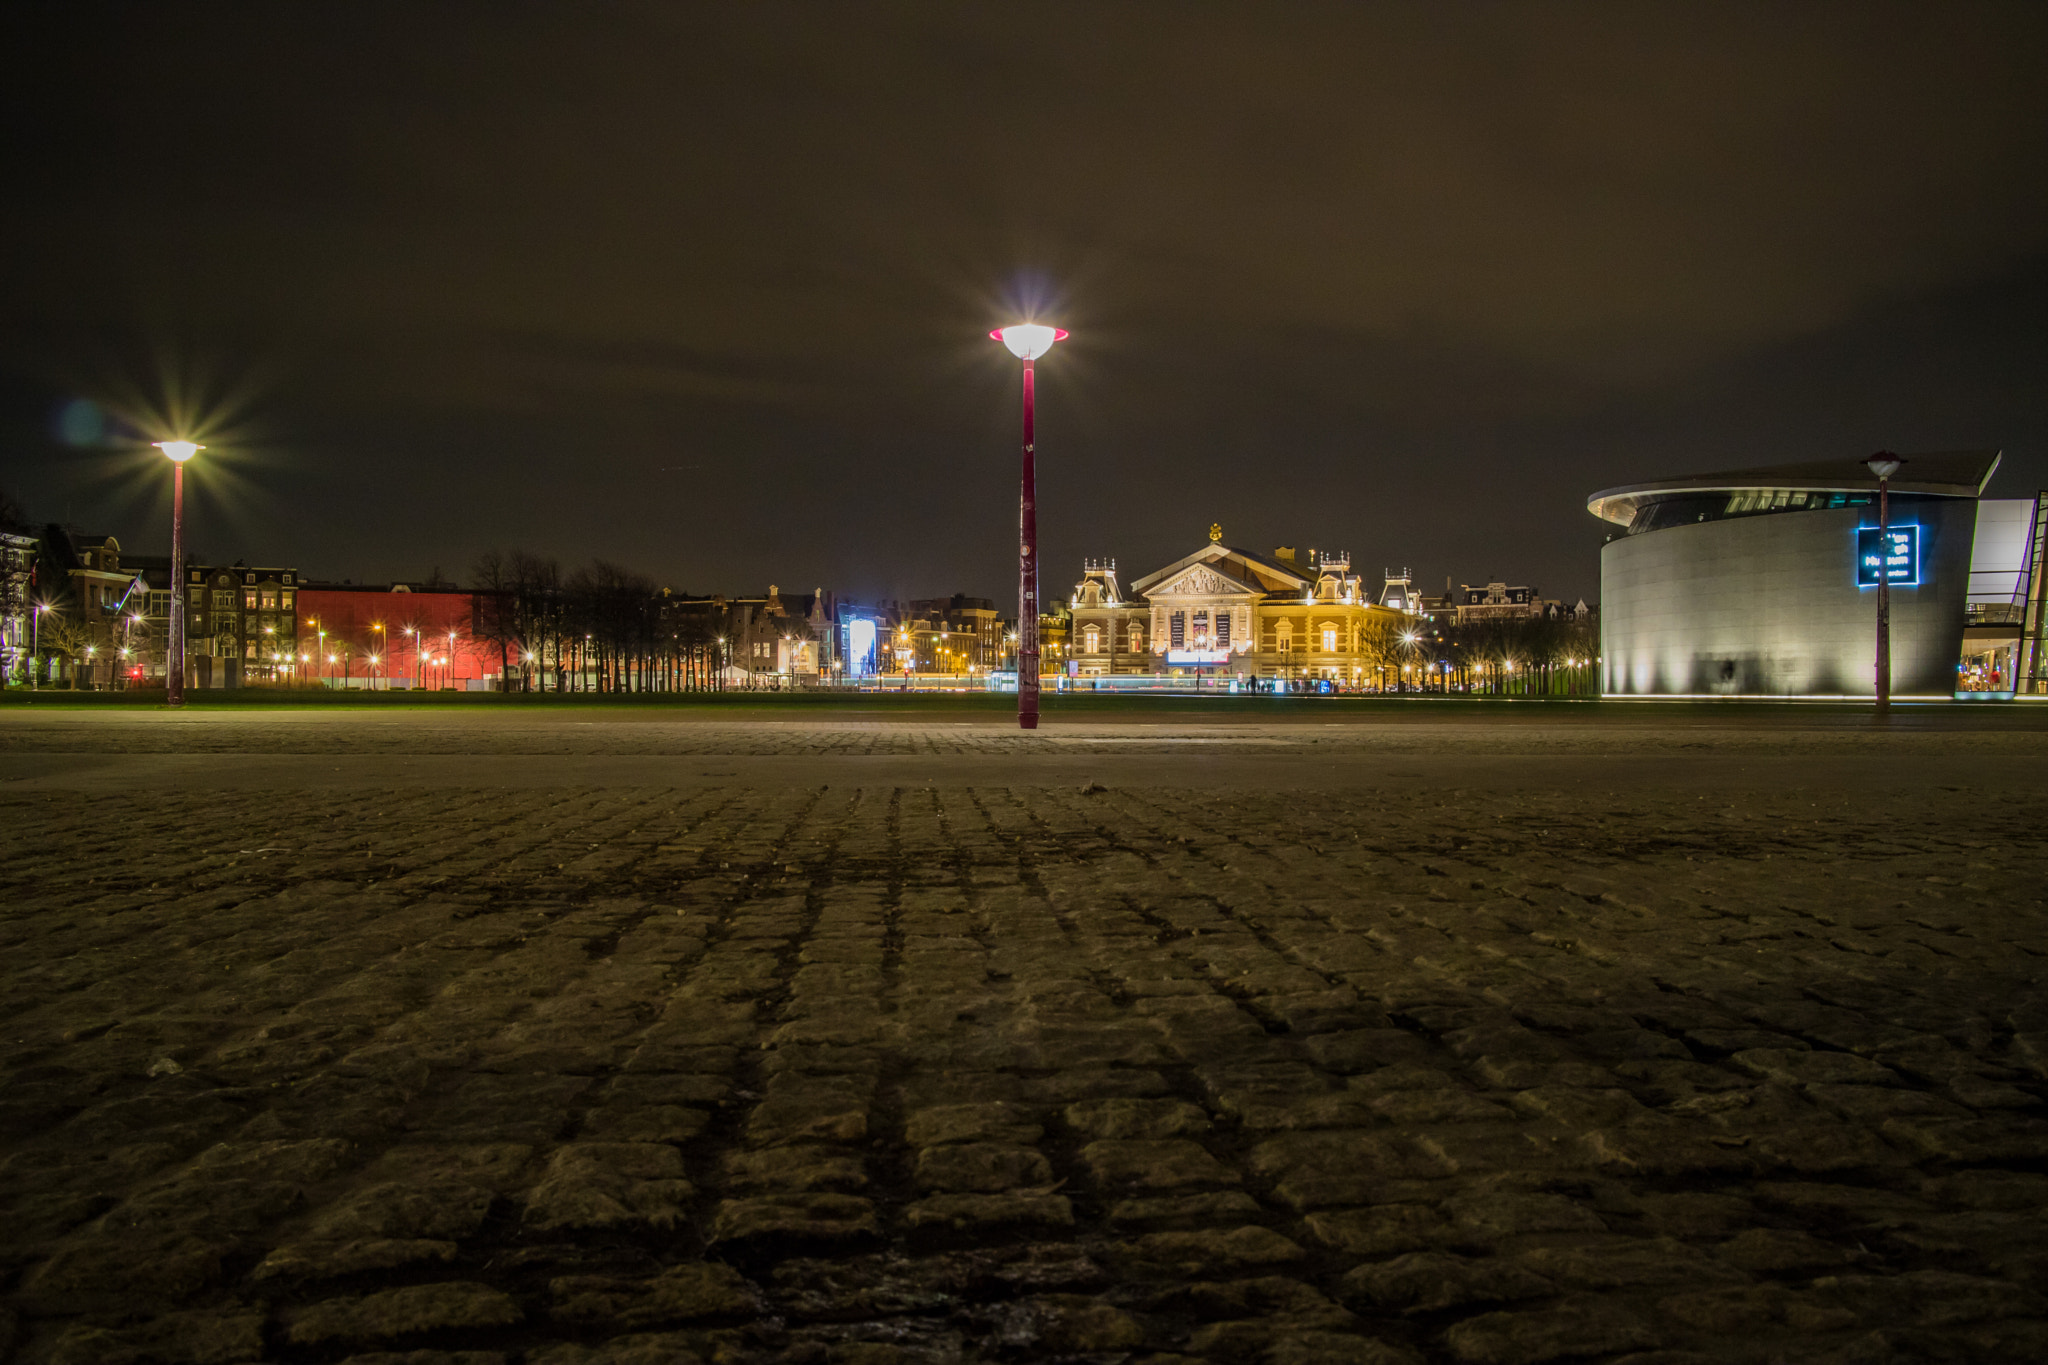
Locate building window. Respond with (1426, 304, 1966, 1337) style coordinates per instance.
(1128, 625, 1144, 652)
(1275, 622, 1293, 651)
(1083, 626, 1100, 653)
(261, 591, 277, 609)
(245, 642, 257, 659)
(1217, 613, 1230, 646)
(1322, 626, 1338, 653)
(244, 591, 259, 611)
(1170, 611, 1185, 648)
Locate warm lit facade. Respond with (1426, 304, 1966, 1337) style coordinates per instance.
(1067, 529, 1412, 681)
(891, 594, 1004, 675)
(189, 562, 303, 687)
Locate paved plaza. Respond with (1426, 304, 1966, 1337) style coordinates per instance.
(5, 700, 2048, 1365)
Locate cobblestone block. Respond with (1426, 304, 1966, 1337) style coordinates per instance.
(1125, 1225, 1307, 1276)
(989, 1294, 1146, 1352)
(522, 1142, 693, 1232)
(1342, 1251, 1556, 1313)
(904, 1102, 1042, 1146)
(912, 1141, 1053, 1192)
(1064, 1097, 1212, 1139)
(547, 1263, 756, 1327)
(284, 1281, 523, 1345)
(1082, 1138, 1239, 1190)
(904, 1191, 1074, 1231)
(1441, 1296, 1661, 1364)
(709, 1193, 878, 1247)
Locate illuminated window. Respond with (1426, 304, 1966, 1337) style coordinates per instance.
(1275, 622, 1293, 651)
(1217, 614, 1230, 646)
(1323, 627, 1338, 653)
(1083, 626, 1100, 653)
(1128, 625, 1144, 652)
(1170, 612, 1185, 648)
(244, 591, 259, 611)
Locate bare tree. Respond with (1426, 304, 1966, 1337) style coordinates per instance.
(472, 549, 521, 692)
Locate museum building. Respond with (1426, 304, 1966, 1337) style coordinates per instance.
(1067, 526, 1409, 681)
(1589, 451, 2001, 697)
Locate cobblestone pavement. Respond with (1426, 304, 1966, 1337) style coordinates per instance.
(5, 708, 2048, 1363)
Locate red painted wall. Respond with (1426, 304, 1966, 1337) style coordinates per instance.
(295, 588, 494, 686)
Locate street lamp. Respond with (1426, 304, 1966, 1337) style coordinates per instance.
(30, 602, 50, 690)
(1866, 453, 1904, 714)
(991, 322, 1066, 730)
(155, 440, 201, 705)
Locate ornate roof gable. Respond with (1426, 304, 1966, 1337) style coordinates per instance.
(1130, 542, 1308, 599)
(1150, 563, 1260, 597)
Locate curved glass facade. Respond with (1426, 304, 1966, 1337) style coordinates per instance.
(1624, 489, 1944, 536)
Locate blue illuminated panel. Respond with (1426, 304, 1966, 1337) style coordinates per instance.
(847, 618, 876, 674)
(1856, 525, 1919, 587)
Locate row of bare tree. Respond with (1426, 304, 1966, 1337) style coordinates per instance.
(470, 550, 739, 692)
(1359, 612, 1601, 694)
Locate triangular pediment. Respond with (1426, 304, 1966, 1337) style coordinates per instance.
(1148, 563, 1260, 598)
(1130, 543, 1309, 599)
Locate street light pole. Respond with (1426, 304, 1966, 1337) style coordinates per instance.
(1866, 454, 1903, 715)
(991, 324, 1066, 730)
(155, 441, 201, 706)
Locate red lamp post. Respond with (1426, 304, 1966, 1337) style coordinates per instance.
(155, 441, 202, 706)
(1866, 453, 1904, 714)
(991, 323, 1067, 730)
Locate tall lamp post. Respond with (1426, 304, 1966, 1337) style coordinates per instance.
(990, 323, 1067, 730)
(1866, 453, 1904, 714)
(155, 441, 202, 706)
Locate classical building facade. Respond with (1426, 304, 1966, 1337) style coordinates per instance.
(188, 561, 303, 687)
(1067, 527, 1411, 681)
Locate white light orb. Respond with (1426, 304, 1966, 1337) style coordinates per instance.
(156, 440, 202, 462)
(991, 324, 1068, 360)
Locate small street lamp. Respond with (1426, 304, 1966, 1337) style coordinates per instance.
(1866, 454, 1904, 714)
(992, 322, 1066, 730)
(154, 440, 201, 705)
(31, 602, 51, 690)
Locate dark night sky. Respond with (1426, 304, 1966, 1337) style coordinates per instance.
(4, 3, 2047, 605)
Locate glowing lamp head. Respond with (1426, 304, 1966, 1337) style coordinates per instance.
(156, 440, 202, 462)
(991, 324, 1067, 360)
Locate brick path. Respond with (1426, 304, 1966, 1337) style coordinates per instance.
(4, 707, 2048, 1363)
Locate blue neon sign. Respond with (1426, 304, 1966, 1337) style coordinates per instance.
(1856, 525, 1919, 587)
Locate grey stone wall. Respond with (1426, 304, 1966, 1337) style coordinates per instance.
(1600, 500, 1972, 696)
